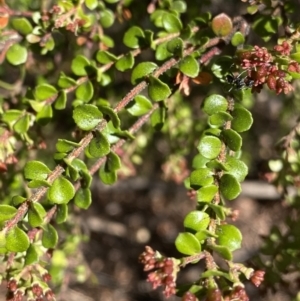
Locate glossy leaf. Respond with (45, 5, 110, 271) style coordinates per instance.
(222, 129, 242, 152)
(224, 157, 248, 182)
(115, 53, 134, 71)
(85, 0, 98, 10)
(35, 84, 57, 101)
(36, 105, 53, 125)
(197, 185, 218, 203)
(175, 232, 201, 255)
(11, 18, 33, 35)
(55, 91, 67, 110)
(48, 176, 75, 204)
(75, 80, 94, 102)
(166, 38, 183, 57)
(28, 203, 46, 227)
(24, 161, 51, 181)
(88, 133, 110, 158)
(184, 211, 210, 232)
(155, 42, 172, 61)
(123, 26, 145, 48)
(42, 224, 58, 248)
(74, 188, 92, 209)
(148, 76, 171, 102)
(0, 205, 17, 223)
(209, 112, 232, 127)
(211, 13, 233, 37)
(13, 115, 30, 134)
(162, 13, 183, 33)
(98, 105, 121, 129)
(73, 104, 103, 131)
(231, 106, 253, 132)
(126, 95, 153, 116)
(55, 204, 68, 224)
(209, 244, 232, 260)
(56, 139, 80, 153)
(25, 244, 39, 265)
(99, 165, 117, 185)
(58, 74, 77, 88)
(99, 9, 115, 28)
(150, 106, 166, 130)
(190, 168, 214, 189)
(6, 44, 28, 65)
(178, 55, 199, 78)
(219, 174, 241, 200)
(96, 50, 117, 64)
(216, 224, 242, 252)
(197, 136, 222, 159)
(6, 227, 30, 252)
(131, 62, 157, 84)
(203, 94, 228, 116)
(71, 55, 91, 76)
(208, 203, 226, 220)
(231, 32, 245, 46)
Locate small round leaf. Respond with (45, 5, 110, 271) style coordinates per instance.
(203, 94, 228, 116)
(73, 104, 103, 131)
(127, 95, 153, 116)
(178, 55, 199, 78)
(217, 224, 242, 251)
(219, 174, 241, 200)
(131, 62, 157, 84)
(55, 204, 68, 224)
(197, 136, 222, 159)
(197, 185, 218, 203)
(25, 244, 39, 265)
(35, 84, 57, 101)
(75, 80, 94, 102)
(115, 53, 134, 71)
(123, 26, 145, 49)
(42, 224, 58, 248)
(71, 55, 91, 76)
(99, 9, 115, 28)
(175, 232, 201, 255)
(88, 133, 110, 158)
(231, 106, 253, 132)
(190, 168, 214, 189)
(224, 157, 248, 182)
(0, 205, 17, 223)
(148, 76, 171, 102)
(211, 13, 233, 37)
(184, 211, 210, 232)
(6, 44, 28, 65)
(162, 13, 183, 33)
(24, 161, 51, 181)
(48, 176, 75, 204)
(6, 227, 30, 252)
(221, 129, 242, 151)
(74, 188, 92, 209)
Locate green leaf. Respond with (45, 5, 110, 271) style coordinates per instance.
(148, 76, 171, 102)
(75, 80, 94, 102)
(162, 13, 183, 33)
(55, 204, 68, 224)
(74, 188, 92, 209)
(208, 203, 226, 220)
(216, 224, 242, 251)
(6, 44, 28, 65)
(192, 154, 210, 169)
(2, 110, 22, 124)
(126, 95, 153, 116)
(6, 227, 30, 252)
(42, 224, 58, 248)
(13, 115, 30, 134)
(54, 90, 67, 110)
(155, 42, 172, 61)
(190, 168, 214, 189)
(175, 232, 201, 255)
(178, 55, 199, 78)
(131, 62, 157, 85)
(99, 9, 115, 28)
(197, 185, 218, 203)
(71, 55, 91, 76)
(123, 26, 145, 49)
(58, 74, 77, 88)
(88, 132, 110, 158)
(202, 94, 228, 116)
(56, 139, 80, 153)
(99, 165, 117, 185)
(85, 0, 98, 10)
(231, 32, 245, 46)
(150, 105, 166, 130)
(197, 136, 222, 159)
(0, 205, 17, 223)
(24, 161, 51, 181)
(211, 13, 233, 37)
(208, 112, 232, 127)
(209, 244, 232, 260)
(98, 105, 121, 129)
(231, 106, 253, 132)
(96, 50, 117, 64)
(219, 174, 241, 200)
(73, 104, 103, 131)
(12, 196, 27, 206)
(27, 179, 51, 188)
(171, 1, 187, 13)
(28, 203, 46, 227)
(224, 157, 248, 182)
(25, 244, 39, 265)
(36, 105, 53, 125)
(166, 37, 183, 57)
(115, 52, 134, 71)
(48, 176, 75, 204)
(184, 211, 210, 232)
(221, 129, 242, 151)
(35, 84, 57, 101)
(11, 18, 33, 35)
